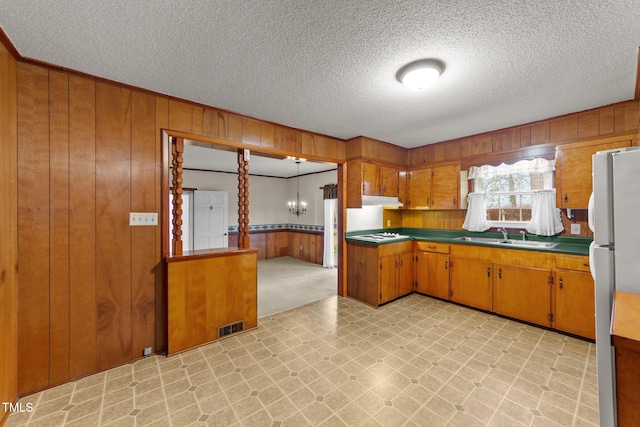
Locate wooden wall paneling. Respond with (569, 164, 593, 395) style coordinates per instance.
(260, 122, 275, 148)
(578, 111, 600, 138)
(241, 118, 261, 146)
(17, 63, 51, 394)
(95, 83, 133, 370)
(530, 122, 550, 145)
(217, 111, 230, 140)
(131, 90, 157, 358)
(228, 113, 242, 142)
(615, 101, 639, 133)
(276, 231, 288, 257)
(68, 75, 97, 379)
(1, 41, 18, 423)
(155, 96, 168, 353)
(599, 105, 615, 135)
(433, 143, 446, 162)
(251, 233, 267, 259)
(167, 260, 207, 353)
(168, 99, 193, 133)
(276, 126, 301, 153)
(48, 70, 70, 385)
(520, 126, 531, 147)
(550, 116, 578, 142)
(192, 105, 203, 136)
(202, 107, 219, 138)
(445, 140, 462, 160)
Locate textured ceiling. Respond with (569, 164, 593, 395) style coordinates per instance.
(1, 1, 639, 149)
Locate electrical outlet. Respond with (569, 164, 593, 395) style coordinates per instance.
(570, 223, 581, 235)
(299, 245, 303, 251)
(130, 212, 158, 226)
(387, 220, 391, 227)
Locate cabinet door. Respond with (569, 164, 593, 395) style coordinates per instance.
(495, 264, 553, 327)
(450, 257, 493, 311)
(557, 140, 631, 208)
(379, 255, 398, 304)
(415, 252, 449, 299)
(397, 252, 414, 297)
(431, 164, 459, 209)
(408, 168, 431, 209)
(381, 166, 399, 197)
(398, 170, 408, 207)
(555, 269, 595, 339)
(362, 162, 381, 196)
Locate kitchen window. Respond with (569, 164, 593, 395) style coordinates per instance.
(463, 158, 560, 232)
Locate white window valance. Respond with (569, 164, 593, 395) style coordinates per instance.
(468, 158, 555, 179)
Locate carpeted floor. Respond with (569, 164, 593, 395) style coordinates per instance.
(257, 256, 337, 318)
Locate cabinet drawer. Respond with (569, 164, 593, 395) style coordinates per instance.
(378, 241, 413, 257)
(415, 241, 450, 254)
(556, 255, 590, 272)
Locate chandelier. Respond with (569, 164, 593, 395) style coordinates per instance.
(288, 161, 307, 217)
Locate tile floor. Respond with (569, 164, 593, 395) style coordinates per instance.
(5, 294, 599, 427)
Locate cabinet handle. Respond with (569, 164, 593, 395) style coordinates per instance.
(453, 197, 457, 206)
(395, 259, 399, 268)
(445, 261, 448, 270)
(400, 258, 403, 267)
(498, 268, 502, 279)
(559, 278, 563, 289)
(427, 198, 430, 206)
(382, 184, 386, 192)
(487, 267, 491, 277)
(564, 193, 568, 202)
(378, 184, 382, 193)
(428, 245, 436, 250)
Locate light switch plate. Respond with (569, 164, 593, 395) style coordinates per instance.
(570, 223, 581, 234)
(130, 212, 158, 226)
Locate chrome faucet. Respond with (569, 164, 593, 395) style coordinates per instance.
(498, 228, 508, 242)
(519, 230, 527, 241)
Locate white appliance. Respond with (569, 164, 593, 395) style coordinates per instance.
(589, 146, 640, 427)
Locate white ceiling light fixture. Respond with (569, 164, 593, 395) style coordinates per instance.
(396, 59, 445, 90)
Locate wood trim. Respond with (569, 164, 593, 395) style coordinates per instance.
(0, 27, 21, 60)
(635, 47, 640, 102)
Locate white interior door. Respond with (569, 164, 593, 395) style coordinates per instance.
(193, 190, 228, 249)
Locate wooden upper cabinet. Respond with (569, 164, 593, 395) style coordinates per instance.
(431, 164, 459, 209)
(408, 168, 432, 209)
(407, 163, 460, 210)
(381, 166, 399, 197)
(555, 137, 632, 208)
(347, 159, 401, 207)
(362, 162, 381, 196)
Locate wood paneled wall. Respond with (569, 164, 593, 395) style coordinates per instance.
(346, 136, 408, 167)
(0, 40, 18, 425)
(14, 59, 346, 396)
(409, 101, 639, 166)
(230, 230, 324, 265)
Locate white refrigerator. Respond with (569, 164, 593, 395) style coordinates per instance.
(589, 146, 640, 427)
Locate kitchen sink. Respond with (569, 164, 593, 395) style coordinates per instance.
(454, 236, 558, 249)
(502, 239, 558, 248)
(453, 236, 504, 244)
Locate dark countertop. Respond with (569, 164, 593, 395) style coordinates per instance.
(345, 227, 591, 256)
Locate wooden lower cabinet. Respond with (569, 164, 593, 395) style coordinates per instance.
(415, 251, 449, 299)
(494, 264, 553, 328)
(450, 257, 493, 311)
(347, 241, 413, 307)
(555, 269, 595, 339)
(415, 241, 450, 299)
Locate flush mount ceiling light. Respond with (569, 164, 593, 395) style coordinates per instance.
(396, 59, 445, 90)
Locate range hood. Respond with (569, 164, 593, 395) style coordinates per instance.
(361, 195, 403, 207)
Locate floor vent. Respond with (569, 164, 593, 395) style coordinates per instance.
(218, 321, 244, 338)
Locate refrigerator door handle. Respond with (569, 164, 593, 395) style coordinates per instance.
(588, 192, 595, 232)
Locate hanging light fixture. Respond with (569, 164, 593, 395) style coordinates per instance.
(396, 58, 445, 90)
(288, 161, 307, 216)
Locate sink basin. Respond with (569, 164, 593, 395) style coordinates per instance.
(453, 236, 504, 244)
(502, 239, 558, 248)
(454, 236, 558, 249)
